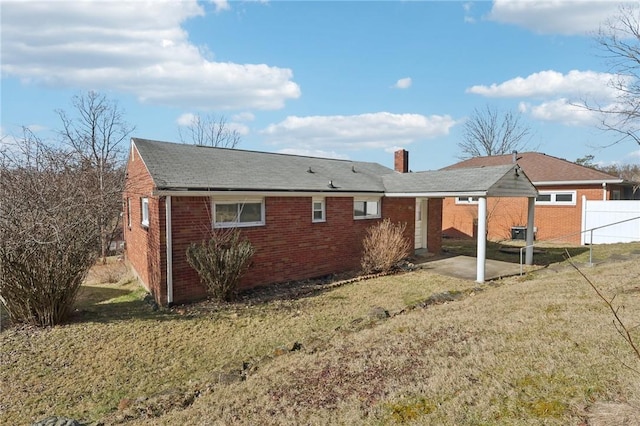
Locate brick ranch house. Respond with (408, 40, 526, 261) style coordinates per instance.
(441, 152, 638, 245)
(124, 139, 538, 305)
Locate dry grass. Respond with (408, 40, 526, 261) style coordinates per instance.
(2, 243, 640, 425)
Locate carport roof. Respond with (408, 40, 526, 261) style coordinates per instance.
(383, 164, 538, 197)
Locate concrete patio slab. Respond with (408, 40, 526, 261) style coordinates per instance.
(416, 255, 523, 281)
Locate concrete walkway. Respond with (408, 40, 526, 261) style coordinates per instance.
(416, 255, 524, 281)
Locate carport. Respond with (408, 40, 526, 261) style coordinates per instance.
(384, 164, 539, 282)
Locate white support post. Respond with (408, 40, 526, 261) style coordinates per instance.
(525, 197, 535, 265)
(476, 196, 487, 283)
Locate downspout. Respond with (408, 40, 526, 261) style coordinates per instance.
(165, 195, 173, 305)
(602, 182, 607, 200)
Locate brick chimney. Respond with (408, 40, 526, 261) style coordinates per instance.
(394, 149, 409, 173)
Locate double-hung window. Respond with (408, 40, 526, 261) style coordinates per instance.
(535, 191, 576, 205)
(354, 197, 381, 219)
(312, 198, 326, 223)
(213, 198, 265, 228)
(141, 197, 149, 227)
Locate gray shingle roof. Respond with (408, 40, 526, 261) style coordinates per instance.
(132, 138, 538, 197)
(133, 138, 392, 193)
(383, 165, 538, 197)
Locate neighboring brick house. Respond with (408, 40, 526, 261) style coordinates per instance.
(441, 152, 637, 245)
(124, 139, 538, 305)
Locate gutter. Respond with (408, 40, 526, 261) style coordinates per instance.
(533, 179, 623, 186)
(153, 189, 385, 198)
(383, 191, 488, 198)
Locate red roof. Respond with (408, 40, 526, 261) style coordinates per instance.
(442, 152, 622, 184)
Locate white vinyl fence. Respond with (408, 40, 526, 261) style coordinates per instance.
(581, 197, 640, 245)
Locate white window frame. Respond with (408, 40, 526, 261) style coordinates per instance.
(354, 197, 381, 220)
(455, 196, 480, 205)
(312, 198, 326, 223)
(535, 190, 577, 206)
(141, 197, 150, 227)
(212, 198, 265, 228)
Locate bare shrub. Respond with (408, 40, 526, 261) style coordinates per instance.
(0, 130, 99, 326)
(186, 228, 255, 302)
(361, 219, 411, 274)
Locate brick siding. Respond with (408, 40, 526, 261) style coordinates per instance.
(122, 146, 167, 304)
(168, 196, 416, 304)
(441, 185, 623, 245)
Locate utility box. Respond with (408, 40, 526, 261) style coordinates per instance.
(511, 226, 527, 240)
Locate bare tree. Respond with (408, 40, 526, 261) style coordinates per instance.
(0, 128, 99, 326)
(589, 4, 640, 146)
(178, 113, 241, 148)
(458, 105, 532, 159)
(57, 91, 134, 263)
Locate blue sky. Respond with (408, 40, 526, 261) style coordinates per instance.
(2, 0, 640, 171)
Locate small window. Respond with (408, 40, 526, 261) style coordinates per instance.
(312, 198, 325, 223)
(354, 198, 381, 219)
(455, 196, 480, 204)
(555, 193, 573, 203)
(213, 199, 265, 228)
(535, 191, 576, 205)
(141, 197, 149, 227)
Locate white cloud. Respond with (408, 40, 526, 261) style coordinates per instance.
(463, 2, 476, 23)
(176, 113, 196, 127)
(393, 77, 412, 89)
(232, 112, 256, 122)
(467, 70, 617, 100)
(211, 0, 231, 13)
(519, 99, 602, 126)
(276, 148, 349, 160)
(1, 1, 300, 110)
(469, 69, 629, 127)
(488, 1, 624, 35)
(385, 145, 406, 154)
(228, 122, 250, 136)
(261, 112, 456, 152)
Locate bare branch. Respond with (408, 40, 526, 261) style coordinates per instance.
(584, 4, 640, 146)
(178, 113, 241, 148)
(57, 91, 134, 262)
(565, 250, 640, 371)
(458, 105, 533, 159)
